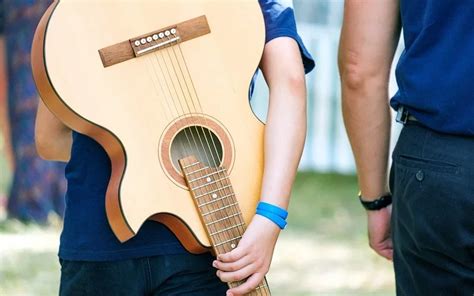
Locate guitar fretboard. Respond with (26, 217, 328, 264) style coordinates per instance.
(179, 156, 271, 296)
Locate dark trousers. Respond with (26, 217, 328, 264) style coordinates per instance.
(390, 122, 474, 295)
(59, 252, 228, 296)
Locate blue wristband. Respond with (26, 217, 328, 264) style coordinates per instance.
(257, 202, 288, 219)
(256, 209, 287, 230)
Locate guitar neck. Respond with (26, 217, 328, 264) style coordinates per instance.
(179, 156, 271, 296)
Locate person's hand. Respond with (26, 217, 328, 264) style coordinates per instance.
(367, 206, 393, 260)
(213, 214, 280, 296)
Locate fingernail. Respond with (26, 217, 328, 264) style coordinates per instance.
(212, 261, 217, 268)
(226, 292, 233, 296)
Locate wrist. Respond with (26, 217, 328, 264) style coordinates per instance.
(255, 201, 288, 230)
(359, 192, 392, 211)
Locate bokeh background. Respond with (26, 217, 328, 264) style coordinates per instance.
(0, 1, 403, 295)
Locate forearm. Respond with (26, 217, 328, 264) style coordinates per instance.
(339, 0, 401, 199)
(341, 82, 391, 199)
(260, 86, 306, 208)
(35, 100, 72, 162)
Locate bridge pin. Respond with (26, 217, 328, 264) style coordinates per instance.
(165, 30, 171, 36)
(134, 40, 141, 47)
(152, 34, 159, 41)
(146, 36, 153, 43)
(140, 38, 147, 45)
(171, 28, 177, 35)
(159, 32, 165, 38)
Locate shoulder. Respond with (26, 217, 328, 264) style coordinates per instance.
(259, 0, 297, 38)
(258, 0, 315, 74)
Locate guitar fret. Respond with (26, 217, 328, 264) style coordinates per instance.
(198, 193, 235, 207)
(182, 161, 200, 169)
(202, 202, 238, 216)
(192, 177, 229, 190)
(209, 223, 244, 236)
(205, 213, 240, 226)
(188, 169, 226, 183)
(194, 185, 232, 198)
(255, 284, 268, 290)
(185, 166, 209, 175)
(214, 235, 242, 247)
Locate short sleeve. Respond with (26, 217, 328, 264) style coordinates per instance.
(259, 0, 315, 74)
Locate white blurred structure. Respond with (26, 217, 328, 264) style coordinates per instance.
(251, 1, 403, 173)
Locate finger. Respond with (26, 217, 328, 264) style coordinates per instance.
(374, 247, 393, 261)
(218, 246, 247, 263)
(217, 263, 256, 283)
(378, 249, 393, 261)
(227, 272, 263, 296)
(213, 255, 252, 272)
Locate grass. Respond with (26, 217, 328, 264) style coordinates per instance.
(0, 146, 394, 295)
(289, 171, 366, 240)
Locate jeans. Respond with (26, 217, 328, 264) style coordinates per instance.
(59, 252, 228, 296)
(390, 122, 474, 295)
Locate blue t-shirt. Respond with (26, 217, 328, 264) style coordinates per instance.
(391, 0, 474, 135)
(60, 1, 315, 261)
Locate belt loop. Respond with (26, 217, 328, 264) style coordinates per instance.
(396, 106, 408, 124)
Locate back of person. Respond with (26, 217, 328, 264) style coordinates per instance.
(340, 1, 474, 295)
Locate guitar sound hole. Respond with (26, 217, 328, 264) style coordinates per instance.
(170, 126, 223, 171)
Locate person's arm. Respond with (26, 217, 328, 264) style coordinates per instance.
(0, 36, 14, 171)
(35, 100, 72, 162)
(339, 0, 401, 260)
(214, 37, 307, 295)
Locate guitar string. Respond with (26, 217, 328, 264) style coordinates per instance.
(149, 48, 237, 259)
(165, 43, 245, 247)
(144, 55, 191, 160)
(160, 42, 237, 247)
(162, 31, 241, 245)
(168, 38, 247, 247)
(149, 46, 237, 250)
(170, 42, 248, 253)
(153, 46, 241, 249)
(166, 42, 243, 247)
(172, 43, 269, 296)
(151, 50, 207, 169)
(162, 46, 217, 170)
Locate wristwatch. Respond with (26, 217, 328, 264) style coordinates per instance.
(358, 192, 392, 211)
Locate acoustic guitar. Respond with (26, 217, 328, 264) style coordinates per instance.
(32, 0, 270, 294)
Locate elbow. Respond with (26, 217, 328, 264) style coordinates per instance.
(338, 50, 387, 94)
(286, 69, 306, 95)
(338, 54, 367, 91)
(35, 128, 68, 162)
(35, 131, 54, 161)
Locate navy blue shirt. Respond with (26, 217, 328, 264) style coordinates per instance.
(391, 0, 474, 135)
(60, 1, 315, 261)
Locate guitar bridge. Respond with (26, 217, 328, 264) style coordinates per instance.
(98, 15, 210, 68)
(131, 27, 181, 57)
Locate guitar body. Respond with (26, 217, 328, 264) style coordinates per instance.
(32, 0, 265, 254)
